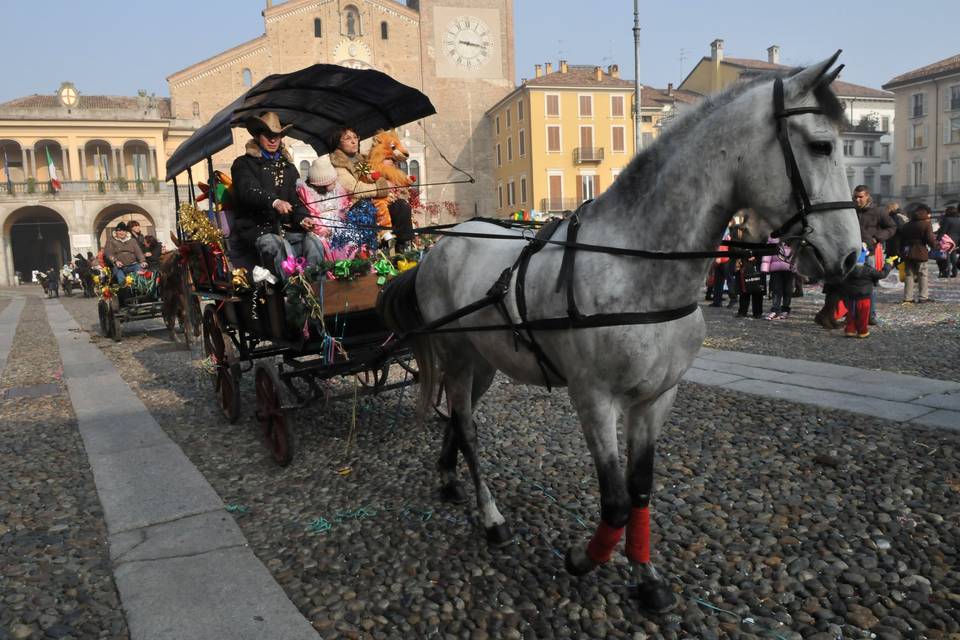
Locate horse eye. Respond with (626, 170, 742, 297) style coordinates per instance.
(809, 141, 833, 156)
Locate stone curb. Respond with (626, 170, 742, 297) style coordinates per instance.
(43, 299, 319, 640)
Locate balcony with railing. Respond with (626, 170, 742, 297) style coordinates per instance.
(539, 197, 585, 212)
(0, 179, 172, 198)
(939, 182, 960, 196)
(901, 184, 930, 198)
(573, 147, 604, 163)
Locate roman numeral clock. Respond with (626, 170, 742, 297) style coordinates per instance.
(432, 6, 503, 79)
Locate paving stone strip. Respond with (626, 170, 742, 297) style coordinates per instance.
(0, 297, 25, 375)
(685, 347, 960, 432)
(43, 300, 319, 640)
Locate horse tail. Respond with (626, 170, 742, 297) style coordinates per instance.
(377, 266, 438, 418)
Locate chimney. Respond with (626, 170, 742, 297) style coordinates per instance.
(266, 0, 272, 7)
(767, 45, 780, 65)
(608, 64, 619, 79)
(667, 82, 673, 96)
(560, 60, 569, 74)
(594, 66, 603, 81)
(710, 38, 724, 63)
(545, 62, 553, 74)
(535, 64, 542, 78)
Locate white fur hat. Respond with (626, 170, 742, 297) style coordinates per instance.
(308, 155, 338, 187)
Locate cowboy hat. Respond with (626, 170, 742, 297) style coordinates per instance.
(307, 155, 338, 187)
(246, 111, 293, 137)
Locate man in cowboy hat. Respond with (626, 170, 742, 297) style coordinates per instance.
(230, 111, 323, 277)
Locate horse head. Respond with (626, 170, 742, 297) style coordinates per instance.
(734, 52, 860, 282)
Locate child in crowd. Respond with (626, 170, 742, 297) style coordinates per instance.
(761, 237, 794, 320)
(839, 244, 889, 338)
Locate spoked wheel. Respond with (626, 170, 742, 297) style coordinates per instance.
(254, 362, 295, 467)
(201, 306, 221, 392)
(219, 361, 241, 425)
(98, 300, 108, 336)
(107, 299, 122, 342)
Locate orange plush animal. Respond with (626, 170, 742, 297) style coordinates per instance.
(366, 130, 413, 238)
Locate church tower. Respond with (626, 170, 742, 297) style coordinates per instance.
(416, 0, 514, 217)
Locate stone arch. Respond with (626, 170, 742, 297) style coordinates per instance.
(93, 203, 156, 249)
(0, 139, 26, 183)
(2, 205, 71, 279)
(84, 139, 114, 181)
(34, 139, 67, 183)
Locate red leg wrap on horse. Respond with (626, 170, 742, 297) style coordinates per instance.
(625, 506, 651, 563)
(586, 522, 624, 565)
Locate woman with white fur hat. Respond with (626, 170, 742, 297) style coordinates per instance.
(296, 155, 352, 259)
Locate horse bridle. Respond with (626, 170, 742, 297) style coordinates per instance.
(768, 76, 854, 245)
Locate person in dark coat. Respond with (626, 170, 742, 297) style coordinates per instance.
(935, 206, 960, 278)
(900, 204, 939, 303)
(230, 111, 324, 277)
(839, 246, 886, 338)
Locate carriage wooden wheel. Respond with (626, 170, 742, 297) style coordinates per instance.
(254, 362, 295, 467)
(97, 300, 108, 336)
(202, 306, 240, 423)
(106, 297, 121, 342)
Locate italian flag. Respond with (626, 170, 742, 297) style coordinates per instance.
(45, 147, 61, 191)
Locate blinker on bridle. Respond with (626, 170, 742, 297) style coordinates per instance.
(768, 75, 854, 244)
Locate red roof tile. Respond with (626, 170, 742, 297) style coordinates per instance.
(524, 66, 634, 88)
(884, 53, 960, 88)
(0, 94, 171, 118)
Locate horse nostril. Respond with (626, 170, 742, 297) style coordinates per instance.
(841, 249, 858, 276)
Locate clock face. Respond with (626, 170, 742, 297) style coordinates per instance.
(442, 16, 492, 69)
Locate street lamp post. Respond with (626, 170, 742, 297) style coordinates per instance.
(633, 0, 642, 154)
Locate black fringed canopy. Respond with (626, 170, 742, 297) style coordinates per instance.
(165, 64, 436, 180)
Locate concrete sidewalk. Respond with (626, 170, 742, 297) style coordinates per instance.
(43, 299, 319, 640)
(684, 347, 960, 431)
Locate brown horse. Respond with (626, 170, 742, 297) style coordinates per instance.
(158, 237, 199, 345)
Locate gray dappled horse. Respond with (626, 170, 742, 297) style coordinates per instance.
(379, 53, 861, 613)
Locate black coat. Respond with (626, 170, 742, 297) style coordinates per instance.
(857, 205, 896, 251)
(230, 140, 309, 249)
(840, 264, 883, 300)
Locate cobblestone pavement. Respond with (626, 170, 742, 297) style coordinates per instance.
(56, 290, 959, 640)
(0, 291, 129, 640)
(702, 263, 960, 382)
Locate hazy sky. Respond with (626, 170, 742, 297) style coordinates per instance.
(1, 1, 957, 102)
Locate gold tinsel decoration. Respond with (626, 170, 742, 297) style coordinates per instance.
(231, 268, 250, 290)
(354, 160, 373, 180)
(179, 202, 224, 246)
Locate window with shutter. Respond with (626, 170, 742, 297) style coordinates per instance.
(509, 181, 516, 206)
(496, 116, 500, 134)
(549, 175, 562, 210)
(592, 175, 600, 197)
(579, 95, 593, 117)
(546, 94, 560, 117)
(506, 108, 511, 128)
(520, 177, 527, 203)
(507, 137, 512, 161)
(612, 126, 625, 152)
(496, 144, 501, 166)
(579, 126, 593, 151)
(912, 93, 925, 118)
(611, 95, 624, 118)
(949, 116, 960, 144)
(547, 126, 561, 152)
(518, 130, 525, 157)
(517, 100, 524, 121)
(498, 184, 503, 208)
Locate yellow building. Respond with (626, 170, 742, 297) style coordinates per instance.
(883, 53, 960, 210)
(0, 83, 180, 284)
(487, 61, 696, 216)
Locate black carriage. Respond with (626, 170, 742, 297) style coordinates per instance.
(165, 64, 435, 466)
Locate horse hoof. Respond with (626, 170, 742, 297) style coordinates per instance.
(440, 482, 468, 504)
(485, 524, 513, 546)
(564, 548, 597, 577)
(634, 582, 677, 614)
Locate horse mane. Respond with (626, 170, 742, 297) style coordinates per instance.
(611, 69, 844, 199)
(367, 130, 412, 186)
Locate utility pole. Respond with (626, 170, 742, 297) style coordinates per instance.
(633, 0, 642, 153)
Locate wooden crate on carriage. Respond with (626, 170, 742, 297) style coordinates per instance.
(311, 273, 383, 317)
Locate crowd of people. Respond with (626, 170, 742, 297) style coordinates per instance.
(707, 185, 959, 338)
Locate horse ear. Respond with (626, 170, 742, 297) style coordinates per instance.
(820, 63, 844, 89)
(785, 50, 842, 96)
